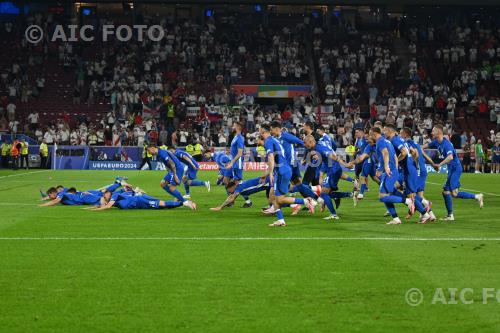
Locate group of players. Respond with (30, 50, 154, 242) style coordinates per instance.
(39, 120, 485, 226)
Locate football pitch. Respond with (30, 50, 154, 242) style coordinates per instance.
(0, 169, 499, 332)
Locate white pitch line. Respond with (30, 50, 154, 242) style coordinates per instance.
(426, 181, 500, 197)
(0, 170, 50, 179)
(0, 237, 499, 241)
(0, 203, 38, 206)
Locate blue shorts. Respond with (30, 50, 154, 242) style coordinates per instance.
(444, 166, 462, 191)
(185, 166, 198, 180)
(232, 167, 243, 181)
(274, 171, 292, 196)
(163, 169, 184, 186)
(493, 155, 500, 163)
(322, 168, 342, 191)
(355, 162, 363, 177)
(361, 161, 376, 178)
(404, 168, 419, 194)
(416, 168, 427, 192)
(379, 170, 399, 194)
(135, 196, 161, 209)
(291, 165, 302, 180)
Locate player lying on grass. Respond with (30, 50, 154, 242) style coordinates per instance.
(88, 190, 197, 211)
(421, 125, 484, 221)
(39, 177, 133, 207)
(209, 176, 270, 211)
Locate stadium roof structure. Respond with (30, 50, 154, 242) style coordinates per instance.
(64, 0, 500, 5)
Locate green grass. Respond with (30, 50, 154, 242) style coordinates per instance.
(0, 169, 499, 332)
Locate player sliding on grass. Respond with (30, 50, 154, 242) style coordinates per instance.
(168, 147, 211, 199)
(210, 176, 270, 211)
(421, 125, 484, 221)
(39, 177, 131, 207)
(303, 135, 353, 220)
(260, 124, 317, 227)
(88, 190, 197, 211)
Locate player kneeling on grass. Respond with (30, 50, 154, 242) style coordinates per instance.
(210, 176, 270, 212)
(39, 177, 130, 207)
(89, 190, 197, 211)
(260, 124, 317, 227)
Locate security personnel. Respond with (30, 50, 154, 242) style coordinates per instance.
(39, 138, 49, 169)
(185, 142, 195, 156)
(256, 145, 266, 162)
(21, 140, 29, 169)
(11, 139, 21, 170)
(192, 141, 203, 162)
(1, 141, 11, 168)
(138, 143, 152, 170)
(159, 142, 168, 151)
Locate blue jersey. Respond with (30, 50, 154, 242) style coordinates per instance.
(315, 143, 341, 175)
(494, 144, 500, 157)
(277, 132, 304, 167)
(157, 149, 184, 173)
(406, 139, 426, 172)
(213, 152, 231, 168)
(60, 192, 101, 206)
(355, 137, 368, 157)
(376, 137, 398, 173)
(428, 138, 461, 170)
(362, 143, 376, 164)
(264, 136, 290, 175)
(318, 133, 337, 151)
(174, 149, 199, 170)
(230, 133, 245, 169)
(56, 188, 70, 200)
(235, 176, 269, 196)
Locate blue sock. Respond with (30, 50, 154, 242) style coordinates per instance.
(165, 186, 185, 202)
(321, 192, 336, 214)
(414, 196, 426, 214)
(217, 177, 223, 185)
(294, 198, 305, 205)
(457, 192, 475, 199)
(183, 183, 190, 195)
(384, 202, 398, 218)
(276, 209, 284, 220)
(161, 201, 183, 209)
(442, 193, 453, 215)
(242, 194, 250, 201)
(360, 183, 367, 195)
(190, 180, 205, 186)
(329, 192, 351, 199)
(380, 195, 405, 204)
(299, 184, 317, 199)
(346, 176, 354, 183)
(106, 183, 121, 192)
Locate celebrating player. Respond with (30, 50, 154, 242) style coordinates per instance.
(347, 136, 380, 205)
(210, 176, 270, 211)
(224, 122, 245, 186)
(369, 127, 416, 225)
(304, 135, 352, 220)
(261, 124, 316, 227)
(148, 145, 187, 203)
(169, 147, 210, 199)
(421, 125, 484, 221)
(90, 190, 196, 211)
